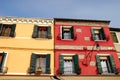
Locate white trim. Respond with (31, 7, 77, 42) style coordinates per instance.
(61, 54, 76, 56)
(50, 73, 54, 75)
(91, 27, 102, 29)
(115, 32, 120, 43)
(0, 17, 54, 24)
(1, 23, 14, 25)
(7, 72, 27, 75)
(60, 26, 62, 39)
(114, 43, 120, 44)
(97, 54, 111, 56)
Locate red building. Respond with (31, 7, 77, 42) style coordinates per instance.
(54, 18, 120, 75)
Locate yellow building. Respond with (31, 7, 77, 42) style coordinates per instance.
(0, 16, 54, 75)
(110, 27, 120, 59)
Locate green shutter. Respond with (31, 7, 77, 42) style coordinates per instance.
(73, 54, 80, 74)
(109, 55, 118, 74)
(0, 53, 7, 73)
(32, 26, 38, 38)
(59, 55, 64, 74)
(96, 55, 102, 74)
(100, 28, 106, 40)
(0, 24, 2, 34)
(71, 26, 74, 39)
(10, 24, 16, 37)
(29, 53, 37, 73)
(47, 27, 52, 39)
(91, 28, 96, 40)
(46, 54, 50, 74)
(62, 27, 64, 39)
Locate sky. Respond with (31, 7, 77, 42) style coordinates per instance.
(0, 0, 120, 28)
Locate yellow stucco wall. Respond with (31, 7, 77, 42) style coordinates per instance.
(0, 22, 54, 75)
(0, 23, 54, 49)
(113, 32, 120, 58)
(114, 32, 120, 52)
(0, 49, 54, 75)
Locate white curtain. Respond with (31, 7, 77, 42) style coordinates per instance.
(64, 32, 71, 39)
(101, 60, 108, 73)
(64, 60, 74, 74)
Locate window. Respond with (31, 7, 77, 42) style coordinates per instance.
(59, 54, 80, 75)
(96, 55, 118, 74)
(0, 24, 16, 37)
(0, 52, 7, 73)
(36, 55, 46, 73)
(29, 53, 50, 74)
(110, 32, 119, 43)
(32, 25, 51, 39)
(61, 26, 74, 40)
(91, 28, 106, 40)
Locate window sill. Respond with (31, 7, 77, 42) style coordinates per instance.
(61, 39, 75, 41)
(0, 36, 13, 38)
(62, 73, 77, 75)
(114, 43, 120, 44)
(0, 73, 7, 74)
(94, 40, 106, 42)
(32, 38, 52, 40)
(101, 73, 115, 75)
(29, 73, 51, 75)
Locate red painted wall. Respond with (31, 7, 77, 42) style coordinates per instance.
(55, 24, 114, 46)
(54, 50, 120, 75)
(54, 24, 120, 75)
